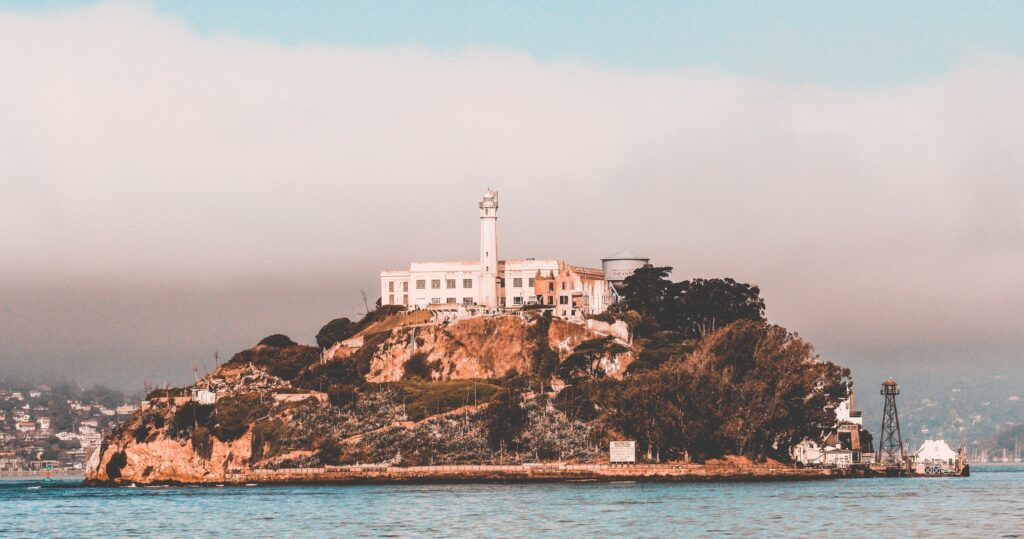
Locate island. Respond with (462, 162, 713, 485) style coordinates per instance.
(86, 267, 856, 485)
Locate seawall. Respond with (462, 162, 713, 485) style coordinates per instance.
(221, 463, 841, 485)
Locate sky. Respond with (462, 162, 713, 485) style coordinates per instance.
(1, 1, 1023, 392)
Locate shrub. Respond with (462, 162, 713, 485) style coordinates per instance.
(212, 396, 265, 442)
(229, 345, 321, 382)
(258, 334, 297, 348)
(192, 427, 213, 460)
(316, 318, 355, 349)
(402, 353, 434, 381)
(169, 402, 214, 439)
(250, 419, 288, 461)
(133, 424, 149, 444)
(316, 437, 343, 465)
(105, 450, 127, 480)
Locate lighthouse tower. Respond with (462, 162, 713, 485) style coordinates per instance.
(479, 189, 499, 309)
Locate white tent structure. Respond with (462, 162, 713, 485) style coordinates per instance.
(913, 439, 960, 475)
(914, 440, 957, 463)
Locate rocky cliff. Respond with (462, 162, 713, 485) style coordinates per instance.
(86, 312, 634, 484)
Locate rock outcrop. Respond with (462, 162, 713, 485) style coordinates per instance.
(87, 312, 635, 484)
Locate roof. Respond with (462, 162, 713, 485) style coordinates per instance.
(602, 248, 648, 261)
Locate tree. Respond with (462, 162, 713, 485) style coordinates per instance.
(582, 320, 849, 462)
(620, 268, 766, 340)
(619, 266, 673, 335)
(527, 313, 559, 388)
(484, 387, 527, 454)
(664, 278, 765, 338)
(257, 334, 297, 348)
(555, 337, 625, 385)
(315, 317, 355, 349)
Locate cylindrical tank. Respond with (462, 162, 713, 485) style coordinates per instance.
(601, 249, 650, 292)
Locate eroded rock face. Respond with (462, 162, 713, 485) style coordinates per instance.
(356, 315, 633, 383)
(86, 406, 254, 484)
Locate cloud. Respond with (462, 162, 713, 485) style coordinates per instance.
(1, 2, 1022, 387)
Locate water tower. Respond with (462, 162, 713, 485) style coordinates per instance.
(601, 249, 650, 295)
(878, 378, 905, 471)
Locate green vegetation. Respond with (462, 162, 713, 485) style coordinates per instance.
(402, 353, 435, 381)
(394, 379, 500, 421)
(527, 313, 559, 389)
(614, 266, 765, 339)
(105, 450, 127, 480)
(228, 343, 320, 381)
(257, 334, 298, 348)
(557, 320, 849, 461)
(315, 317, 356, 349)
(556, 336, 627, 385)
(192, 427, 213, 460)
(168, 401, 214, 439)
(250, 419, 287, 461)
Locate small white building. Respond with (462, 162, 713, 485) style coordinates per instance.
(824, 449, 854, 468)
(116, 404, 138, 415)
(792, 440, 825, 465)
(191, 388, 217, 405)
(16, 421, 36, 433)
(37, 417, 50, 430)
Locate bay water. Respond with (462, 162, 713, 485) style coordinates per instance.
(3, 465, 1022, 537)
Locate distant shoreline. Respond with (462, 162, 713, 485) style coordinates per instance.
(0, 471, 84, 479)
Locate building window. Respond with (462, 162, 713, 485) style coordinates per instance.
(403, 295, 408, 305)
(559, 295, 569, 305)
(547, 295, 554, 305)
(499, 278, 505, 288)
(513, 297, 522, 305)
(512, 277, 522, 288)
(431, 298, 441, 304)
(388, 294, 394, 304)
(528, 277, 535, 287)
(446, 279, 456, 289)
(416, 280, 426, 290)
(403, 282, 408, 292)
(463, 279, 473, 288)
(388, 282, 394, 292)
(431, 279, 441, 289)
(447, 297, 456, 304)
(463, 297, 473, 306)
(548, 282, 554, 292)
(561, 282, 567, 290)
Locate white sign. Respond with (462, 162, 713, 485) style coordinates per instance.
(609, 440, 636, 463)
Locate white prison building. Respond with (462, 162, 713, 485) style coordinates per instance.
(380, 190, 613, 319)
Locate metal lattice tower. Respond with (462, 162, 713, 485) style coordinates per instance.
(878, 378, 904, 467)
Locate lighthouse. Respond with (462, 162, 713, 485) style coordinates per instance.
(478, 189, 499, 308)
